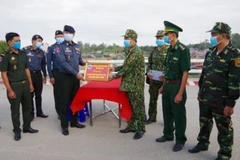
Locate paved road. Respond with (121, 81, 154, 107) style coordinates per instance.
(0, 83, 239, 160)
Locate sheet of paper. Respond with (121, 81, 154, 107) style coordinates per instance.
(149, 70, 163, 81)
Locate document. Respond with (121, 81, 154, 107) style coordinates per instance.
(149, 70, 163, 81)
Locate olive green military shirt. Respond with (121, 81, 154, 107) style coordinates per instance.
(164, 41, 190, 80)
(113, 45, 145, 92)
(0, 50, 28, 82)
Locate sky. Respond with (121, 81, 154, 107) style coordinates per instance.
(0, 0, 239, 47)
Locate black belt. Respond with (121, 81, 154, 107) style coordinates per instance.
(31, 70, 41, 74)
(10, 80, 27, 84)
(165, 79, 181, 84)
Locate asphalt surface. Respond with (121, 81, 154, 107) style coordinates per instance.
(0, 81, 239, 160)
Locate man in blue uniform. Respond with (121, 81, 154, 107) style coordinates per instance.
(56, 25, 86, 136)
(47, 30, 64, 119)
(22, 35, 48, 121)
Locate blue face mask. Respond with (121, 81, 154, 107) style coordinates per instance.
(64, 34, 74, 41)
(210, 36, 222, 47)
(35, 42, 42, 49)
(164, 36, 170, 43)
(124, 40, 131, 48)
(156, 39, 165, 46)
(56, 37, 64, 44)
(13, 42, 21, 49)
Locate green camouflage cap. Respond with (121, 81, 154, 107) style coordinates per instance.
(122, 29, 138, 39)
(155, 30, 165, 37)
(164, 21, 183, 33)
(207, 22, 231, 35)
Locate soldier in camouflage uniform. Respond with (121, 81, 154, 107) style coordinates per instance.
(146, 30, 168, 124)
(189, 22, 240, 160)
(109, 29, 145, 140)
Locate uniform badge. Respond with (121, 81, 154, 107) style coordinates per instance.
(173, 57, 178, 60)
(37, 54, 42, 58)
(65, 48, 71, 53)
(220, 59, 226, 63)
(29, 58, 31, 62)
(27, 52, 32, 56)
(13, 65, 17, 70)
(11, 56, 16, 61)
(235, 58, 240, 68)
(55, 48, 60, 53)
(67, 55, 71, 60)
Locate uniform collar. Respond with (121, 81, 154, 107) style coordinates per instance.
(170, 40, 180, 51)
(128, 44, 137, 52)
(63, 40, 76, 46)
(8, 49, 19, 55)
(210, 42, 231, 55)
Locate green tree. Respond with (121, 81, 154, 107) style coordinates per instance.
(77, 41, 84, 52)
(0, 41, 8, 53)
(231, 33, 240, 49)
(83, 43, 91, 53)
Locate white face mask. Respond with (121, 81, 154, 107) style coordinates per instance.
(64, 34, 74, 41)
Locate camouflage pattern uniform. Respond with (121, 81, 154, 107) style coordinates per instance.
(146, 30, 168, 122)
(197, 22, 240, 160)
(113, 29, 145, 133)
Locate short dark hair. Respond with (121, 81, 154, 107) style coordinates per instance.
(5, 32, 19, 43)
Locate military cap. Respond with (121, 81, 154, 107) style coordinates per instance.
(155, 30, 165, 37)
(164, 21, 183, 33)
(122, 29, 138, 39)
(207, 22, 231, 35)
(55, 30, 63, 36)
(32, 34, 43, 41)
(63, 25, 75, 34)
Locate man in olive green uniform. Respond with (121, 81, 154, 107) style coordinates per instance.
(146, 30, 168, 124)
(109, 29, 145, 140)
(156, 21, 190, 152)
(189, 22, 240, 160)
(0, 32, 38, 141)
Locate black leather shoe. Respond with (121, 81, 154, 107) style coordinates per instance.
(173, 143, 184, 152)
(23, 127, 39, 133)
(146, 119, 156, 125)
(188, 145, 208, 153)
(70, 122, 85, 128)
(14, 132, 21, 141)
(133, 132, 144, 140)
(37, 113, 48, 118)
(119, 128, 135, 133)
(156, 136, 174, 142)
(62, 128, 69, 136)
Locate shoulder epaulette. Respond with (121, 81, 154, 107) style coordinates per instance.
(179, 44, 186, 51)
(0, 51, 7, 56)
(23, 46, 30, 50)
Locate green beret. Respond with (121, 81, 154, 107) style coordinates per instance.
(207, 22, 231, 35)
(155, 30, 165, 37)
(164, 21, 183, 33)
(122, 29, 138, 39)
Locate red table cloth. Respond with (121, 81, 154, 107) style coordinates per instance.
(70, 78, 132, 121)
